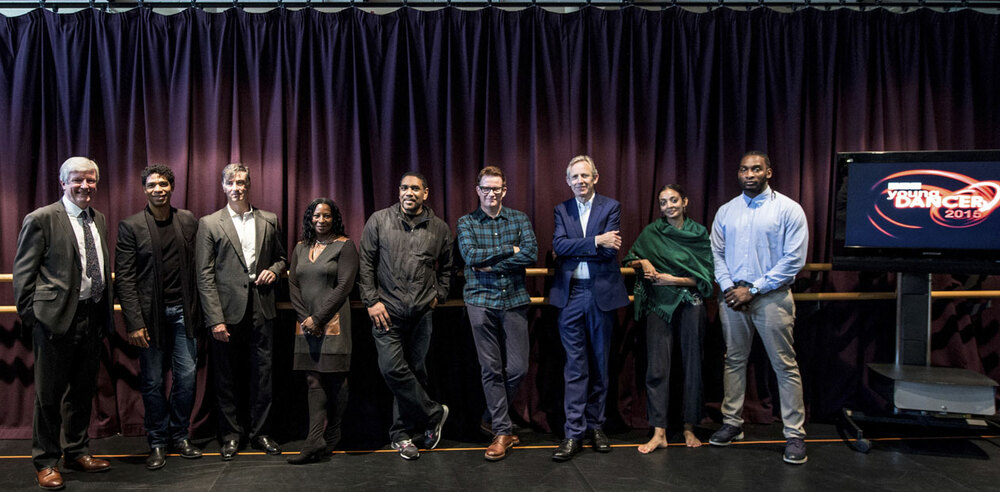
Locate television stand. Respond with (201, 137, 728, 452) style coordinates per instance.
(840, 272, 998, 453)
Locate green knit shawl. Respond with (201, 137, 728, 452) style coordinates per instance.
(622, 217, 714, 322)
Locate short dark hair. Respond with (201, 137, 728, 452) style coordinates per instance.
(302, 198, 346, 244)
(141, 164, 175, 186)
(401, 171, 428, 189)
(742, 150, 772, 169)
(222, 163, 251, 185)
(477, 166, 506, 186)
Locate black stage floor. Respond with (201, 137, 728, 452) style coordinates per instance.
(2, 423, 998, 491)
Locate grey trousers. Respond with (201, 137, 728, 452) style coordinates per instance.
(467, 305, 529, 436)
(718, 288, 806, 439)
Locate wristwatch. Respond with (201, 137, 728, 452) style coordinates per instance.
(748, 286, 760, 296)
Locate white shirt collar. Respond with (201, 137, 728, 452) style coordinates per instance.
(227, 203, 254, 219)
(62, 195, 90, 218)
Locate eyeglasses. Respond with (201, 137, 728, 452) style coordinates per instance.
(477, 186, 505, 195)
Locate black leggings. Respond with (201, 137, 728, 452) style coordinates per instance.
(301, 371, 349, 453)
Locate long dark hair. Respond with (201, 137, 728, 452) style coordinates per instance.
(302, 197, 346, 244)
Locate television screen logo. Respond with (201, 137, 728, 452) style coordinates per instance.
(869, 170, 1000, 238)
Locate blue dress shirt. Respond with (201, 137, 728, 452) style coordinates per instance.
(710, 186, 808, 294)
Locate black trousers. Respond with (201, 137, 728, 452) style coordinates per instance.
(371, 309, 443, 443)
(31, 299, 105, 471)
(644, 301, 705, 429)
(211, 293, 274, 442)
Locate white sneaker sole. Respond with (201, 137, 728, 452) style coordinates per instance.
(783, 454, 808, 464)
(708, 432, 744, 446)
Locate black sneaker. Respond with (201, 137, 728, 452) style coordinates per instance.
(423, 404, 449, 449)
(392, 439, 419, 460)
(783, 437, 808, 464)
(708, 424, 744, 446)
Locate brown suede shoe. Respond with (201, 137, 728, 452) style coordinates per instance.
(484, 434, 520, 462)
(64, 455, 111, 473)
(35, 467, 64, 490)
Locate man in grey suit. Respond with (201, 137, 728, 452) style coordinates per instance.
(195, 163, 287, 460)
(116, 164, 203, 470)
(14, 157, 114, 490)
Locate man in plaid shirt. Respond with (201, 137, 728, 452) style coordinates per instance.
(456, 166, 538, 462)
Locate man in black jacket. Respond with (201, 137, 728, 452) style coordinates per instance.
(359, 171, 453, 461)
(116, 165, 203, 470)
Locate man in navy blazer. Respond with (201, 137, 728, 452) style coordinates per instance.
(550, 155, 629, 462)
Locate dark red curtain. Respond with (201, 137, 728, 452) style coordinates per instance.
(2, 7, 999, 442)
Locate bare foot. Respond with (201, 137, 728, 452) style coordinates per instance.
(683, 429, 702, 448)
(637, 436, 669, 454)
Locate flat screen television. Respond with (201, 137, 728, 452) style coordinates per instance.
(831, 150, 1000, 274)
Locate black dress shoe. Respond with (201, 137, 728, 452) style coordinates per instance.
(220, 440, 238, 461)
(286, 449, 326, 465)
(145, 448, 166, 470)
(171, 439, 202, 459)
(251, 436, 282, 455)
(552, 438, 582, 462)
(592, 429, 612, 453)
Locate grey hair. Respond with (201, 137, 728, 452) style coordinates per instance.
(59, 157, 99, 183)
(565, 155, 598, 178)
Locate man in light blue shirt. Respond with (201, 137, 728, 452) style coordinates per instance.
(708, 151, 809, 465)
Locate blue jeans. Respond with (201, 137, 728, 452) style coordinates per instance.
(139, 305, 198, 448)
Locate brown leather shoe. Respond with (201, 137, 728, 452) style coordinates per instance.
(484, 434, 520, 462)
(35, 467, 64, 490)
(64, 455, 111, 473)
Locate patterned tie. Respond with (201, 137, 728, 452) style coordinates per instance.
(81, 211, 104, 300)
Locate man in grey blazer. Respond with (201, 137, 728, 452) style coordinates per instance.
(116, 164, 203, 470)
(14, 157, 114, 490)
(195, 163, 287, 461)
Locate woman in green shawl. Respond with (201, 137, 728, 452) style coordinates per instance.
(624, 184, 714, 453)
